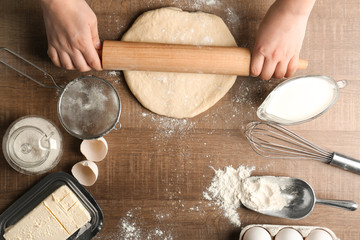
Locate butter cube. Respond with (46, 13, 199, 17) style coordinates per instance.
(3, 185, 91, 240)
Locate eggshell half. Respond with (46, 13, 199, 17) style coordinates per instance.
(71, 160, 99, 186)
(242, 226, 272, 240)
(80, 137, 108, 162)
(306, 229, 334, 240)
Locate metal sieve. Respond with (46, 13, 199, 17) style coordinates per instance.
(0, 47, 121, 139)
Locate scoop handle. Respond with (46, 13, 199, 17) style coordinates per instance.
(101, 41, 308, 76)
(316, 198, 358, 211)
(330, 153, 360, 175)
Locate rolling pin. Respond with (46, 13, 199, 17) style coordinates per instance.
(101, 40, 308, 76)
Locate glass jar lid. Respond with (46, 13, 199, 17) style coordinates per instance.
(7, 126, 50, 168)
(2, 116, 63, 175)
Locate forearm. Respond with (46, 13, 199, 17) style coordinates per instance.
(272, 0, 316, 17)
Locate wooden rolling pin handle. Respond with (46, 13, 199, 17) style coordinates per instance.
(101, 41, 308, 76)
(102, 41, 251, 76)
(297, 58, 308, 70)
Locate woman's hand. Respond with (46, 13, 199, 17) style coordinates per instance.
(251, 0, 315, 80)
(40, 0, 102, 72)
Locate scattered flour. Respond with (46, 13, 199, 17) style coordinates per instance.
(168, 0, 222, 9)
(107, 70, 122, 85)
(203, 165, 255, 226)
(141, 112, 195, 137)
(107, 71, 120, 77)
(113, 209, 174, 240)
(192, 0, 220, 8)
(121, 219, 141, 239)
(225, 7, 240, 26)
(197, 0, 219, 6)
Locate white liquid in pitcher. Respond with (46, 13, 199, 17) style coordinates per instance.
(257, 76, 338, 124)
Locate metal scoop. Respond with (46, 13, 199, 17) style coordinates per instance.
(241, 176, 357, 219)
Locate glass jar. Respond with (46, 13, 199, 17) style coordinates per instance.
(2, 116, 63, 175)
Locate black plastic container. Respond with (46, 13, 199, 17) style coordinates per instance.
(0, 172, 103, 240)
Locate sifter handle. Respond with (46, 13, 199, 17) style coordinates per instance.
(100, 41, 308, 76)
(330, 152, 360, 175)
(0, 47, 62, 90)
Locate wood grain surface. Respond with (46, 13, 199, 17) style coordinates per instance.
(1, 0, 360, 239)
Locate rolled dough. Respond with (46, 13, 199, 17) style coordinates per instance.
(122, 7, 237, 118)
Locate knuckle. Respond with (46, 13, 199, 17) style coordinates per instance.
(82, 47, 92, 57)
(90, 14, 98, 25)
(77, 40, 87, 51)
(271, 50, 283, 61)
(254, 45, 267, 56)
(60, 41, 72, 53)
(72, 36, 89, 51)
(87, 58, 99, 68)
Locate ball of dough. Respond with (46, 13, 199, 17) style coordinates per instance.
(122, 7, 237, 118)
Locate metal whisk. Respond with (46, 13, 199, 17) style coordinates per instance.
(245, 121, 360, 175)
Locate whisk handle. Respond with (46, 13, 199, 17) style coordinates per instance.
(330, 153, 360, 175)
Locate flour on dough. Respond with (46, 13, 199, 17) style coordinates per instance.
(122, 7, 237, 118)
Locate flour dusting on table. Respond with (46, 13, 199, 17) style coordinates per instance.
(107, 208, 174, 240)
(168, 0, 222, 9)
(203, 165, 255, 226)
(141, 112, 196, 138)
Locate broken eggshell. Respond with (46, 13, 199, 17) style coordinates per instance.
(71, 160, 98, 186)
(80, 137, 108, 162)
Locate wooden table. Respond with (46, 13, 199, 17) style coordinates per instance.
(1, 0, 360, 239)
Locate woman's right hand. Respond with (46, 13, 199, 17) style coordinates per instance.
(251, 0, 315, 80)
